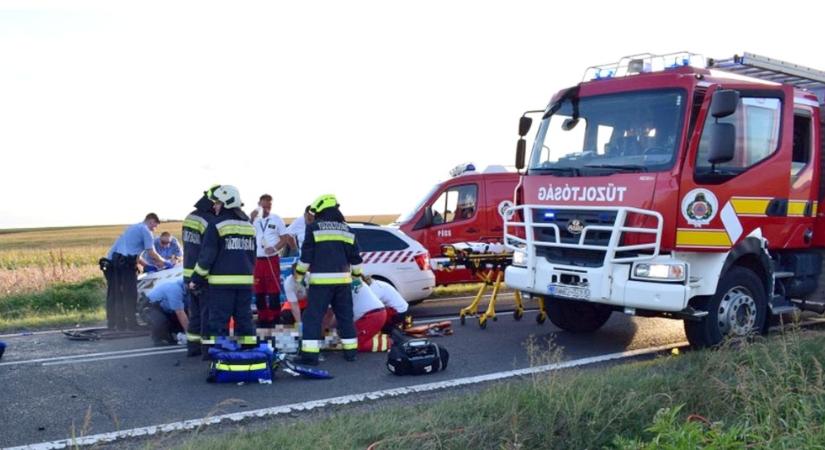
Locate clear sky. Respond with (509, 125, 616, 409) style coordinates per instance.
(1, 0, 823, 228)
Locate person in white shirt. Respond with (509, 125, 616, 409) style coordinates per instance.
(249, 194, 288, 328)
(365, 277, 410, 332)
(284, 205, 314, 254)
(280, 264, 308, 326)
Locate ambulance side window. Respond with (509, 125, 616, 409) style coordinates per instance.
(695, 97, 782, 179)
(428, 184, 478, 225)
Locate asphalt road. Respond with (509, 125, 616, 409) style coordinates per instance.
(0, 294, 687, 448)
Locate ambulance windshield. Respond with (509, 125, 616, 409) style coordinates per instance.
(396, 183, 440, 224)
(528, 89, 686, 175)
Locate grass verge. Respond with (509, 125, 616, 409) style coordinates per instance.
(173, 328, 825, 450)
(0, 278, 106, 332)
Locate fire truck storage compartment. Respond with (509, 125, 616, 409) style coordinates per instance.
(776, 251, 822, 298)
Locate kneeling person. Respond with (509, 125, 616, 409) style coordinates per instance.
(147, 278, 190, 346)
(352, 280, 393, 352)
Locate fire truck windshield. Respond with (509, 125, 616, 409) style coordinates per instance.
(528, 89, 686, 175)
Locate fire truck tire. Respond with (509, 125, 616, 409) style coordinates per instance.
(684, 267, 767, 348)
(546, 299, 612, 333)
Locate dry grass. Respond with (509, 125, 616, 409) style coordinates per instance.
(0, 265, 102, 296)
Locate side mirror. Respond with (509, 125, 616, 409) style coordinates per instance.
(711, 89, 740, 118)
(519, 116, 533, 137)
(516, 139, 526, 170)
(708, 123, 736, 165)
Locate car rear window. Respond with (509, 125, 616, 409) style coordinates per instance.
(353, 228, 408, 252)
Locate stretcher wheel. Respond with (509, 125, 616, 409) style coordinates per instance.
(479, 317, 487, 329)
(460, 315, 466, 326)
(536, 313, 547, 325)
(513, 309, 523, 321)
(493, 316, 498, 321)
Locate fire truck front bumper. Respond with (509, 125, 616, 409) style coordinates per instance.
(505, 255, 690, 313)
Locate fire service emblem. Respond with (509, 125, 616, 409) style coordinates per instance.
(681, 188, 719, 227)
(566, 218, 585, 235)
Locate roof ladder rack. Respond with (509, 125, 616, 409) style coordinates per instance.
(708, 52, 825, 104)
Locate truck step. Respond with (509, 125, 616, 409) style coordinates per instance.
(774, 271, 795, 279)
(791, 299, 825, 314)
(770, 306, 798, 315)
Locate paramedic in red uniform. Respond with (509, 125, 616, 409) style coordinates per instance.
(249, 194, 288, 328)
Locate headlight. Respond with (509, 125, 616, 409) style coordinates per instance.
(512, 250, 527, 267)
(632, 262, 686, 282)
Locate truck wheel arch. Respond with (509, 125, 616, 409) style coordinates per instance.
(719, 237, 772, 298)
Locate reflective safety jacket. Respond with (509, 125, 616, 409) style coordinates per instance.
(182, 196, 215, 282)
(191, 208, 256, 289)
(296, 220, 363, 284)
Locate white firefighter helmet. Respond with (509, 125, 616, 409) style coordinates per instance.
(210, 185, 243, 209)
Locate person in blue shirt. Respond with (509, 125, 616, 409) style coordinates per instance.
(106, 213, 166, 330)
(146, 278, 190, 345)
(140, 232, 182, 272)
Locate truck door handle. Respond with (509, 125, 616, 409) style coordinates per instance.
(467, 227, 479, 233)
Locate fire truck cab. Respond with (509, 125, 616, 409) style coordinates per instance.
(504, 52, 825, 347)
(396, 163, 518, 284)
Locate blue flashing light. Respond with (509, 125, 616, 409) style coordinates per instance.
(543, 211, 556, 220)
(598, 213, 613, 222)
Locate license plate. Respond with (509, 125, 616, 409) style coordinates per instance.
(547, 284, 590, 300)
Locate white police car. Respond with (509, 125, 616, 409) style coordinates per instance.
(350, 223, 435, 303)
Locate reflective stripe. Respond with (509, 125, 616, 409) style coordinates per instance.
(302, 340, 320, 353)
(183, 214, 208, 234)
(238, 336, 258, 345)
(730, 197, 771, 217)
(215, 363, 268, 372)
(186, 333, 202, 343)
(788, 200, 808, 217)
(183, 268, 194, 278)
(202, 337, 216, 344)
(194, 264, 209, 276)
(296, 262, 309, 274)
(351, 264, 363, 276)
(676, 229, 732, 248)
(216, 220, 255, 237)
(372, 334, 389, 352)
(341, 337, 357, 350)
(209, 275, 254, 285)
(313, 229, 355, 244)
(309, 272, 352, 285)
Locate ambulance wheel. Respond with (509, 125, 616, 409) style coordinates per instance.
(684, 267, 767, 349)
(136, 296, 151, 327)
(513, 309, 524, 321)
(547, 299, 611, 333)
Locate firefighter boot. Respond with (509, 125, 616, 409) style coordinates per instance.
(344, 349, 357, 362)
(296, 351, 319, 366)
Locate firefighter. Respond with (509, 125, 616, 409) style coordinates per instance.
(295, 194, 362, 365)
(189, 185, 258, 355)
(181, 186, 218, 357)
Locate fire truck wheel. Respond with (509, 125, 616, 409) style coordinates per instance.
(546, 299, 612, 333)
(684, 266, 767, 348)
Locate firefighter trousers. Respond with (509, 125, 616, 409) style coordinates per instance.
(301, 284, 357, 353)
(205, 287, 256, 346)
(186, 289, 208, 344)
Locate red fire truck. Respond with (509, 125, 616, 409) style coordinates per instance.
(504, 52, 825, 347)
(396, 163, 519, 284)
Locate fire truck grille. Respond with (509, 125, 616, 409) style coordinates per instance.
(531, 209, 618, 267)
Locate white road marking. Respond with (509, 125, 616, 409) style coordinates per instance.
(0, 346, 185, 368)
(0, 327, 102, 339)
(40, 348, 186, 366)
(8, 342, 686, 450)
